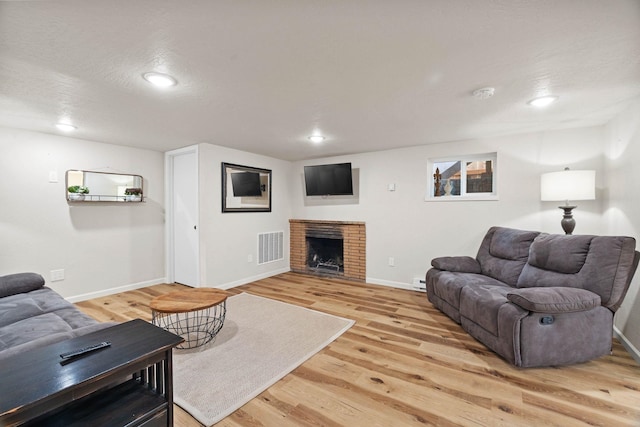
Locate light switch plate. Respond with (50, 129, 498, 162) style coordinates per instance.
(50, 269, 65, 281)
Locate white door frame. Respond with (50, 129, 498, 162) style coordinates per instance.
(165, 145, 200, 286)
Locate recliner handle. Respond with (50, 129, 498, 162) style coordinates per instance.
(540, 316, 554, 325)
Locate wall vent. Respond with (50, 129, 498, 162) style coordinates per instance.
(258, 231, 284, 265)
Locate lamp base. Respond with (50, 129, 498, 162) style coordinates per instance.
(558, 205, 577, 235)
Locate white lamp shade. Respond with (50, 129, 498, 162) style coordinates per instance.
(540, 170, 596, 202)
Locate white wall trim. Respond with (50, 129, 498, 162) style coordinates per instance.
(216, 268, 290, 290)
(366, 277, 426, 293)
(614, 325, 640, 365)
(165, 145, 200, 286)
(65, 277, 167, 303)
(65, 268, 289, 302)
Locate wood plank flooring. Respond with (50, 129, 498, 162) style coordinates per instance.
(75, 272, 640, 426)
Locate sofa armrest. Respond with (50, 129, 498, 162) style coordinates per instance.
(431, 256, 482, 274)
(507, 287, 601, 313)
(0, 273, 45, 298)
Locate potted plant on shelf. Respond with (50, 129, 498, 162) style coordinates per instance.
(124, 187, 143, 202)
(68, 185, 89, 201)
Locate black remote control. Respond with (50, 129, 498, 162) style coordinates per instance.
(59, 341, 111, 360)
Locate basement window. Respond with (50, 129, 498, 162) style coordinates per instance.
(426, 152, 498, 201)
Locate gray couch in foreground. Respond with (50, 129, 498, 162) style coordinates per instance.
(0, 272, 114, 361)
(426, 226, 639, 367)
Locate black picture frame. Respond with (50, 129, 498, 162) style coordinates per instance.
(221, 162, 272, 213)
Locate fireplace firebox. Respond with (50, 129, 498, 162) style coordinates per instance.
(306, 236, 344, 274)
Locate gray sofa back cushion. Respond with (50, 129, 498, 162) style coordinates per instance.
(476, 227, 540, 286)
(0, 273, 45, 298)
(517, 235, 638, 311)
(527, 234, 591, 274)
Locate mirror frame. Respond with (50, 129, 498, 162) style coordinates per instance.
(221, 163, 272, 213)
(65, 170, 144, 202)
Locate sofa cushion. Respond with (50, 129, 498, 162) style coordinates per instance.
(430, 271, 509, 316)
(459, 284, 512, 336)
(489, 228, 537, 261)
(526, 234, 592, 274)
(507, 287, 601, 313)
(0, 273, 45, 298)
(476, 227, 540, 286)
(0, 296, 44, 327)
(0, 287, 78, 327)
(0, 312, 72, 350)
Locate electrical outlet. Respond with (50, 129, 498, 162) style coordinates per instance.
(413, 277, 427, 291)
(388, 257, 395, 267)
(248, 254, 253, 263)
(50, 269, 65, 282)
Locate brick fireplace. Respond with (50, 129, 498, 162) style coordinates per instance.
(290, 219, 366, 281)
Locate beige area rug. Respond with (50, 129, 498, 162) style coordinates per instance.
(172, 292, 355, 426)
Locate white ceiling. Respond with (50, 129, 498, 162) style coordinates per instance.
(1, 1, 639, 161)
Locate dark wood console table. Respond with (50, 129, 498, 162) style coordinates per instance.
(0, 319, 183, 426)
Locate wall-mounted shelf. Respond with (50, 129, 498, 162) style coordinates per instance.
(68, 195, 144, 202)
(66, 170, 144, 203)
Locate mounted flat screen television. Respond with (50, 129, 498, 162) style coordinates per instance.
(304, 162, 354, 196)
(231, 171, 262, 197)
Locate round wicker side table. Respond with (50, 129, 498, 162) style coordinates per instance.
(150, 288, 228, 349)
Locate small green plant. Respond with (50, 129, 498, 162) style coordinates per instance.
(124, 188, 142, 196)
(68, 185, 89, 194)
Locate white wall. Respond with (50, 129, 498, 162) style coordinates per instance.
(5, 113, 638, 358)
(291, 126, 605, 289)
(0, 127, 165, 300)
(197, 143, 292, 287)
(603, 97, 640, 358)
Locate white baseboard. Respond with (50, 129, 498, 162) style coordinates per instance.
(366, 277, 426, 292)
(613, 325, 640, 365)
(65, 269, 291, 302)
(216, 268, 291, 290)
(65, 277, 167, 303)
(63, 272, 425, 302)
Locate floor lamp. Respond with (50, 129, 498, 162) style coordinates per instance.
(540, 168, 595, 235)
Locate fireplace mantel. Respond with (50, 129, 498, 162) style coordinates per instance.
(289, 219, 366, 281)
(289, 219, 365, 225)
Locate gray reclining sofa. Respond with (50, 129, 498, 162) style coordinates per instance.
(426, 226, 639, 367)
(0, 272, 114, 361)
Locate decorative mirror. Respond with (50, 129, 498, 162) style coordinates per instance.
(221, 163, 271, 213)
(66, 170, 144, 202)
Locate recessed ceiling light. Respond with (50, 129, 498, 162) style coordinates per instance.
(55, 123, 77, 132)
(527, 95, 558, 108)
(308, 135, 325, 143)
(142, 72, 177, 87)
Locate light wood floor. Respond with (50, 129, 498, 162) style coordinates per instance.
(75, 272, 640, 426)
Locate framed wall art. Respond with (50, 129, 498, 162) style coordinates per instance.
(221, 162, 272, 212)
